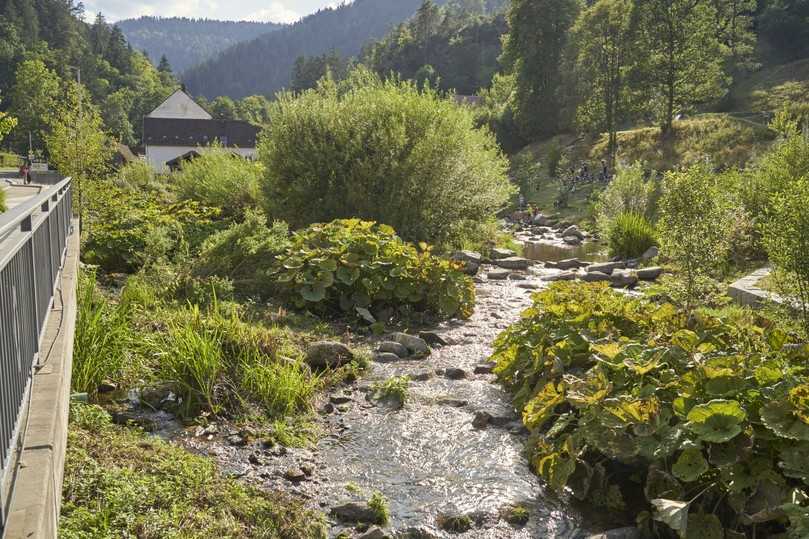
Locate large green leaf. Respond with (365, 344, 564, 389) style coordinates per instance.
(300, 284, 326, 303)
(672, 448, 709, 482)
(760, 400, 809, 441)
(686, 400, 746, 443)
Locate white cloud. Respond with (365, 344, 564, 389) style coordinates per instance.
(247, 3, 300, 23)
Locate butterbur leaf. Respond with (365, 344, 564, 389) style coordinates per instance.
(685, 513, 723, 539)
(671, 329, 700, 352)
(301, 284, 326, 303)
(779, 443, 809, 483)
(788, 384, 809, 424)
(686, 400, 746, 443)
(651, 498, 690, 534)
(766, 328, 788, 352)
(672, 448, 709, 482)
(522, 382, 565, 430)
(645, 467, 684, 501)
(355, 307, 375, 324)
(760, 400, 809, 441)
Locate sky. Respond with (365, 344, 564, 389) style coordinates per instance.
(80, 0, 341, 24)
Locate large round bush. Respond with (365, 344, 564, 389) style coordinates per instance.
(257, 69, 514, 248)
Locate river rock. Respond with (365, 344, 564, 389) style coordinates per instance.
(637, 266, 664, 280)
(305, 341, 354, 369)
(586, 261, 626, 275)
(491, 247, 516, 260)
(532, 213, 554, 226)
(375, 352, 402, 363)
(97, 380, 117, 393)
(561, 225, 585, 240)
(495, 257, 530, 270)
(586, 528, 641, 539)
(395, 526, 440, 539)
(563, 235, 582, 246)
(358, 527, 389, 539)
(438, 398, 468, 407)
(517, 282, 539, 290)
(474, 362, 496, 374)
(487, 270, 511, 280)
(641, 246, 659, 260)
(451, 251, 482, 275)
(331, 501, 380, 524)
(226, 434, 247, 446)
(378, 341, 410, 358)
(580, 271, 611, 283)
(330, 395, 352, 405)
(611, 269, 639, 288)
(444, 368, 468, 380)
(557, 258, 587, 270)
(542, 271, 577, 282)
(391, 333, 430, 355)
(419, 331, 451, 346)
(472, 411, 492, 429)
(411, 369, 434, 381)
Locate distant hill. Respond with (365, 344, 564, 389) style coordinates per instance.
(117, 17, 282, 75)
(183, 0, 448, 99)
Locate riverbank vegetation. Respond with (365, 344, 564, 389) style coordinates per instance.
(61, 403, 326, 538)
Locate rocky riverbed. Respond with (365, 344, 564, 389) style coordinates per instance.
(167, 256, 624, 539)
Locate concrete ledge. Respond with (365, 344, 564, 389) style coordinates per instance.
(4, 219, 79, 539)
(728, 267, 782, 309)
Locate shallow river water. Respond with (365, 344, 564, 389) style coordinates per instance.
(175, 257, 610, 538)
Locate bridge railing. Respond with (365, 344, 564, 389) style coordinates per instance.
(0, 177, 72, 533)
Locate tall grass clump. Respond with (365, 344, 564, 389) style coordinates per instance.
(174, 142, 264, 216)
(72, 271, 133, 397)
(594, 162, 656, 238)
(607, 212, 657, 259)
(157, 306, 226, 416)
(0, 188, 6, 212)
(240, 360, 319, 418)
(258, 67, 514, 247)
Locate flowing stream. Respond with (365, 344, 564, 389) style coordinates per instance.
(175, 255, 610, 538)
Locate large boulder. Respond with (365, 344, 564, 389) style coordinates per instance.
(556, 258, 587, 270)
(611, 269, 638, 288)
(391, 332, 430, 355)
(378, 341, 410, 358)
(491, 247, 517, 260)
(495, 257, 531, 270)
(586, 261, 626, 275)
(641, 246, 659, 261)
(563, 235, 582, 246)
(532, 213, 554, 226)
(637, 266, 664, 280)
(305, 341, 354, 369)
(580, 271, 611, 283)
(330, 501, 380, 524)
(561, 225, 585, 240)
(487, 270, 511, 280)
(451, 251, 482, 275)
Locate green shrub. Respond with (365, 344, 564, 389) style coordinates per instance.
(61, 403, 326, 538)
(270, 219, 475, 319)
(113, 160, 167, 196)
(259, 68, 514, 247)
(0, 187, 6, 213)
(491, 282, 809, 538)
(658, 162, 734, 314)
(607, 212, 657, 259)
(82, 181, 219, 273)
(72, 271, 137, 397)
(367, 491, 390, 526)
(371, 376, 410, 408)
(193, 209, 290, 294)
(594, 162, 657, 238)
(174, 143, 264, 216)
(762, 178, 809, 335)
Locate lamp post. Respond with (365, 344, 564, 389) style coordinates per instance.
(66, 66, 83, 233)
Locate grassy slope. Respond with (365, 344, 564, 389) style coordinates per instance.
(61, 404, 326, 538)
(728, 57, 809, 112)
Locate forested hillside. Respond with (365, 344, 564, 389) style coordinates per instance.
(117, 17, 282, 75)
(361, 1, 507, 95)
(183, 0, 450, 99)
(0, 0, 177, 150)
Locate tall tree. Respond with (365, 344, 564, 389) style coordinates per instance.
(635, 0, 729, 134)
(0, 98, 16, 144)
(571, 0, 637, 166)
(9, 59, 61, 155)
(500, 0, 580, 138)
(157, 54, 172, 74)
(46, 81, 112, 181)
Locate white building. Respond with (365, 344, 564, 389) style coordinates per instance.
(143, 89, 260, 172)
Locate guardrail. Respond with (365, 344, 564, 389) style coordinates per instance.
(0, 177, 72, 534)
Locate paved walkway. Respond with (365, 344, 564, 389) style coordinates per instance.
(2, 183, 42, 211)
